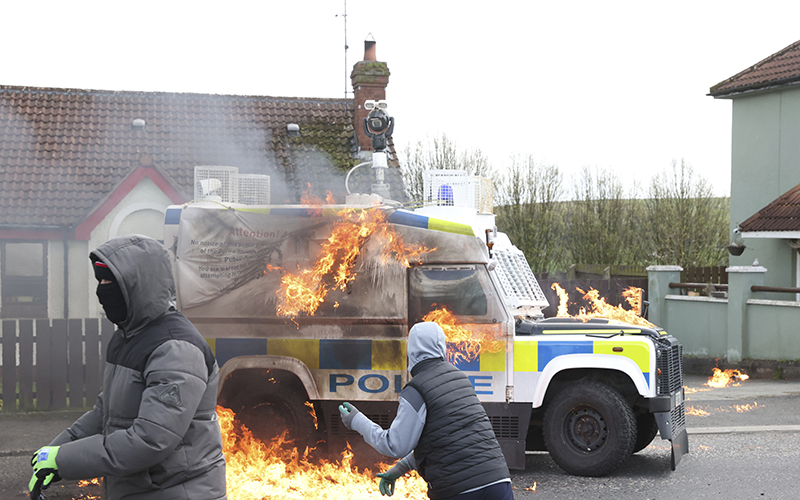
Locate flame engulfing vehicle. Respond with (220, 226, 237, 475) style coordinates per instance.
(164, 114, 686, 478)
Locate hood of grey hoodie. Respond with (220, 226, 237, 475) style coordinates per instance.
(90, 234, 176, 337)
(407, 321, 447, 372)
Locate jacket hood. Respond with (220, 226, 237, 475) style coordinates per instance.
(407, 322, 447, 372)
(90, 234, 176, 336)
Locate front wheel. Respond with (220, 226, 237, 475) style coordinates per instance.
(543, 381, 636, 476)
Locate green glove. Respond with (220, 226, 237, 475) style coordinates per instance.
(338, 402, 361, 430)
(377, 471, 399, 496)
(29, 446, 61, 494)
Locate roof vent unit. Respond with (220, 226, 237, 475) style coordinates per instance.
(422, 170, 494, 214)
(132, 118, 146, 131)
(194, 166, 239, 203)
(238, 174, 271, 205)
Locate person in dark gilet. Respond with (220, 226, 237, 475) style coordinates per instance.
(340, 322, 513, 500)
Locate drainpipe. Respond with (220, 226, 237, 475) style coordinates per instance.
(63, 228, 69, 319)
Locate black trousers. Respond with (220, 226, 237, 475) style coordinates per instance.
(444, 481, 514, 500)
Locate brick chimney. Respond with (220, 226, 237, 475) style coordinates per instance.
(351, 36, 390, 152)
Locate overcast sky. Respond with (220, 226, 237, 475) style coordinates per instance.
(3, 1, 800, 197)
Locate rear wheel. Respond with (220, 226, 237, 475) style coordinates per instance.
(633, 412, 660, 453)
(543, 381, 636, 476)
(225, 375, 319, 453)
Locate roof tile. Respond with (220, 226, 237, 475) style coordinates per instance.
(710, 39, 800, 97)
(739, 183, 800, 232)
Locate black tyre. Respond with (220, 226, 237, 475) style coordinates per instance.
(543, 381, 636, 476)
(227, 380, 319, 452)
(632, 412, 659, 453)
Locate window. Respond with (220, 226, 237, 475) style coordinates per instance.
(2, 241, 47, 318)
(408, 264, 509, 325)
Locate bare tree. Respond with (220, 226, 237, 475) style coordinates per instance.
(399, 134, 493, 202)
(494, 155, 564, 272)
(644, 159, 729, 267)
(564, 166, 646, 266)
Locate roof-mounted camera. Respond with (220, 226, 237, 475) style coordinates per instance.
(363, 100, 394, 151)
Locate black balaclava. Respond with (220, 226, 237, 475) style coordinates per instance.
(94, 260, 128, 325)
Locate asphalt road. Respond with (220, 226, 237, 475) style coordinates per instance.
(1, 375, 799, 499)
(509, 375, 800, 499)
(511, 432, 800, 499)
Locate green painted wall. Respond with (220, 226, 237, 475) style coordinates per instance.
(747, 301, 800, 360)
(649, 267, 800, 361)
(663, 297, 728, 357)
(730, 89, 800, 289)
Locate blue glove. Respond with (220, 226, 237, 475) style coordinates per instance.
(29, 446, 61, 495)
(377, 471, 399, 496)
(338, 402, 361, 430)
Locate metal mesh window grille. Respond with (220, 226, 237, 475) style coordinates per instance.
(493, 249, 549, 308)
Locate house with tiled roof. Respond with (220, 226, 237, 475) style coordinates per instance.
(709, 39, 800, 290)
(0, 40, 402, 319)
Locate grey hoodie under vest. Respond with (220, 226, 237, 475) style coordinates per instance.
(405, 322, 510, 499)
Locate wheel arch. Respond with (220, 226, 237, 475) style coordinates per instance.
(218, 355, 321, 402)
(532, 354, 651, 408)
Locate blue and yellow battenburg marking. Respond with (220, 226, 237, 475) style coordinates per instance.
(212, 337, 650, 383)
(166, 206, 475, 238)
(386, 210, 474, 236)
(451, 339, 651, 385)
(212, 338, 406, 371)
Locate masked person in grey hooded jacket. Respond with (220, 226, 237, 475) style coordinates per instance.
(339, 322, 513, 500)
(28, 235, 227, 500)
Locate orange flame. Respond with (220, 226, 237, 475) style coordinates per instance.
(305, 401, 319, 429)
(685, 401, 759, 416)
(685, 406, 710, 416)
(551, 284, 655, 327)
(73, 477, 103, 499)
(734, 402, 759, 412)
(217, 406, 428, 499)
(423, 306, 506, 365)
(76, 478, 101, 487)
(552, 283, 570, 317)
(706, 367, 749, 388)
(276, 196, 432, 318)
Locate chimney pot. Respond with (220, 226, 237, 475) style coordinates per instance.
(364, 39, 377, 61)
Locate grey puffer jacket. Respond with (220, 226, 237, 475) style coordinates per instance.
(49, 235, 227, 500)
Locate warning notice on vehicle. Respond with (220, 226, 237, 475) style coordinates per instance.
(173, 205, 332, 309)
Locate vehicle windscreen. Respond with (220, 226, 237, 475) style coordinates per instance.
(408, 264, 509, 325)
